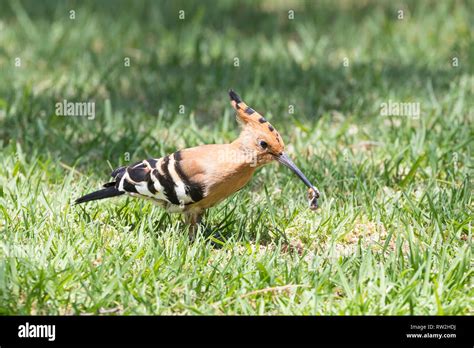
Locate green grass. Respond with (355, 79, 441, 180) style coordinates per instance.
(0, 0, 473, 315)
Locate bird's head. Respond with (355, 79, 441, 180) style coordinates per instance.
(229, 89, 320, 208)
(229, 89, 285, 165)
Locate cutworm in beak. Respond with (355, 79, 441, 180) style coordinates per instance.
(276, 153, 320, 210)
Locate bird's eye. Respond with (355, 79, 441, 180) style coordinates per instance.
(259, 140, 268, 149)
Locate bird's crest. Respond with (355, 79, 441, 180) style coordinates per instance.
(228, 89, 284, 150)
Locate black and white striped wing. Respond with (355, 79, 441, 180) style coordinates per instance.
(112, 151, 205, 209)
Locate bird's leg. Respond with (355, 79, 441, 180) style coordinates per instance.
(184, 211, 204, 242)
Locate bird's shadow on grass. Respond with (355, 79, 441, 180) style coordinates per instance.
(195, 203, 286, 248)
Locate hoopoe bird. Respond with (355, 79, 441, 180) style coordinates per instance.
(75, 90, 320, 239)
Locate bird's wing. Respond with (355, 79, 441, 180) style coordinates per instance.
(111, 150, 206, 206)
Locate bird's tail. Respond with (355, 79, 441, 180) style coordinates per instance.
(75, 185, 124, 204)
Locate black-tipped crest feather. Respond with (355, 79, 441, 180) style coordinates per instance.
(228, 89, 242, 103)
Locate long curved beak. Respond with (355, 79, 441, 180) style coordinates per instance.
(276, 152, 320, 208)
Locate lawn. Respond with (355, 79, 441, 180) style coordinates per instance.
(0, 0, 472, 315)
